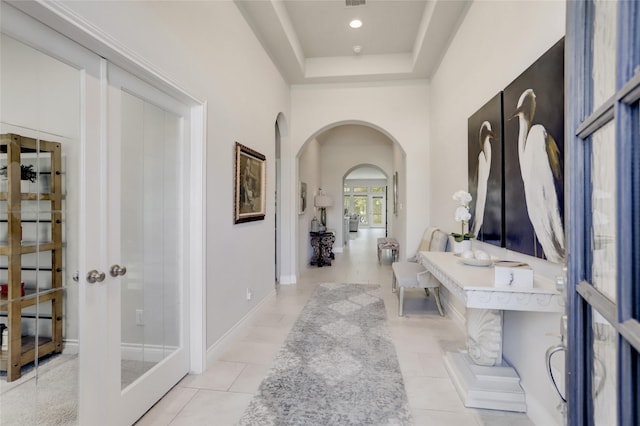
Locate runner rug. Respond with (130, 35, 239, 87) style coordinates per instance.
(238, 283, 413, 425)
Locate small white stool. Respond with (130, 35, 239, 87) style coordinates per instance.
(377, 237, 399, 264)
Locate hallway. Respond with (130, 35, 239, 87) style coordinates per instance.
(137, 229, 534, 425)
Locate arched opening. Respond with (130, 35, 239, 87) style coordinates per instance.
(296, 122, 405, 271)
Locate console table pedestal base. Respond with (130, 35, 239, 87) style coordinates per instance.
(444, 351, 526, 413)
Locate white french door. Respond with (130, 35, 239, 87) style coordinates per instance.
(566, 1, 639, 425)
(1, 3, 195, 425)
(101, 63, 191, 424)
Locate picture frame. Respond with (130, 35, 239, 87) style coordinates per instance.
(393, 171, 398, 216)
(299, 181, 307, 214)
(234, 142, 266, 224)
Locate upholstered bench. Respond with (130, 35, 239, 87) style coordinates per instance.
(391, 228, 448, 317)
(377, 237, 399, 264)
(391, 262, 444, 317)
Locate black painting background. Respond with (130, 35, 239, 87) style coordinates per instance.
(467, 92, 503, 247)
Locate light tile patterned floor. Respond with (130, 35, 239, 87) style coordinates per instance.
(137, 228, 534, 426)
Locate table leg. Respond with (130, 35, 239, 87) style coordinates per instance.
(444, 308, 526, 412)
(466, 308, 503, 366)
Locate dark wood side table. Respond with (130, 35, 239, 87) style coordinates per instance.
(310, 231, 335, 267)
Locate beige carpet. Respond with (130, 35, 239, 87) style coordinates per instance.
(0, 354, 78, 426)
(1, 354, 156, 425)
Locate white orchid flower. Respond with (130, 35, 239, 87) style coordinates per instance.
(452, 190, 472, 206)
(455, 206, 471, 223)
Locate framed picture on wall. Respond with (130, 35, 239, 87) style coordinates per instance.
(393, 171, 398, 216)
(234, 142, 266, 224)
(299, 181, 307, 214)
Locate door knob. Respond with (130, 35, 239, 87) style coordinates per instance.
(86, 270, 106, 283)
(110, 264, 127, 277)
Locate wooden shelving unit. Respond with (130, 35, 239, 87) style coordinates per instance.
(0, 133, 63, 382)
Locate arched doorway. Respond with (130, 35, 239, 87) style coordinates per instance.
(295, 123, 405, 270)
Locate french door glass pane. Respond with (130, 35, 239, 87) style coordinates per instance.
(592, 0, 618, 108)
(592, 311, 617, 426)
(372, 196, 383, 226)
(0, 32, 80, 424)
(120, 91, 181, 389)
(353, 196, 368, 225)
(591, 121, 617, 303)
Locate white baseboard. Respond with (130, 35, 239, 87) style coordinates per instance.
(62, 339, 79, 355)
(279, 275, 297, 285)
(205, 288, 277, 367)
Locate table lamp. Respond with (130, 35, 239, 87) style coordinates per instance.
(314, 191, 333, 227)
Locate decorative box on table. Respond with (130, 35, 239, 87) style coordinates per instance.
(494, 261, 533, 288)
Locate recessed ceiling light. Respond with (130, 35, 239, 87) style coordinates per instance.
(349, 19, 363, 29)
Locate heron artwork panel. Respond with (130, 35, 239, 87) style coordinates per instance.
(502, 38, 565, 263)
(467, 92, 503, 248)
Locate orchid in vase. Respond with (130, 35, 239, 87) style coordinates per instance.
(451, 190, 475, 242)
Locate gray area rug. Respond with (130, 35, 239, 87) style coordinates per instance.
(238, 283, 413, 425)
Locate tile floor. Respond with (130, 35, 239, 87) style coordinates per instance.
(136, 229, 534, 426)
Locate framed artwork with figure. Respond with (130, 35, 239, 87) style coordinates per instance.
(299, 182, 307, 214)
(502, 38, 565, 263)
(234, 142, 266, 224)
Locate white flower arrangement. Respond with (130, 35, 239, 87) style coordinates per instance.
(451, 190, 474, 242)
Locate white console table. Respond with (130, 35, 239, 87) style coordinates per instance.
(418, 251, 564, 412)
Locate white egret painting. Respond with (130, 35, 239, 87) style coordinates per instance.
(467, 92, 503, 247)
(502, 38, 565, 263)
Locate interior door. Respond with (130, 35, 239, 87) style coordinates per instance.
(353, 195, 368, 226)
(105, 63, 190, 425)
(566, 1, 640, 425)
(1, 4, 195, 424)
(371, 195, 385, 228)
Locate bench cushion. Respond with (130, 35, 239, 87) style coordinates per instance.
(392, 262, 426, 288)
(429, 230, 449, 252)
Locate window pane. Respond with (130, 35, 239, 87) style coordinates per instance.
(370, 186, 384, 192)
(343, 195, 350, 214)
(353, 187, 367, 193)
(353, 196, 368, 225)
(592, 312, 617, 426)
(592, 0, 618, 108)
(344, 186, 350, 193)
(372, 197, 383, 225)
(591, 121, 617, 303)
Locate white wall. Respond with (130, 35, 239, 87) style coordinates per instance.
(56, 1, 292, 350)
(428, 1, 566, 424)
(291, 81, 429, 264)
(297, 138, 320, 272)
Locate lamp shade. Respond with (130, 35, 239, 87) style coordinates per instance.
(314, 194, 333, 208)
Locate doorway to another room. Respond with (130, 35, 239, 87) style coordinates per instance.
(343, 166, 388, 232)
